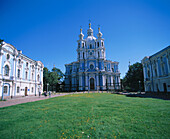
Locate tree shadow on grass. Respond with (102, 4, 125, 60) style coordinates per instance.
(125, 92, 170, 100)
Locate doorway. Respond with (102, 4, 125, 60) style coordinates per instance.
(90, 78, 95, 90)
(25, 87, 28, 96)
(163, 83, 167, 93)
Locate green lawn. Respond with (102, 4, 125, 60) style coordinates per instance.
(0, 93, 170, 139)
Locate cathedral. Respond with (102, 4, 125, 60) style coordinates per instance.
(65, 23, 120, 91)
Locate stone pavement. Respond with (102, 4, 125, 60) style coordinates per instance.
(0, 93, 74, 108)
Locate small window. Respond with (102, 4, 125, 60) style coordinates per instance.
(7, 54, 10, 60)
(90, 52, 93, 55)
(17, 69, 20, 78)
(37, 75, 40, 82)
(83, 52, 85, 59)
(3, 86, 8, 94)
(4, 65, 9, 76)
(17, 87, 20, 93)
(32, 87, 34, 93)
(26, 62, 28, 67)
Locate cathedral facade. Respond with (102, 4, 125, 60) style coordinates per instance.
(65, 23, 120, 91)
(0, 41, 44, 99)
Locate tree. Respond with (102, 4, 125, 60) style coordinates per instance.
(43, 67, 64, 92)
(122, 62, 144, 92)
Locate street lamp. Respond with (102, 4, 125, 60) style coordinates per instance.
(139, 80, 141, 94)
(47, 83, 49, 93)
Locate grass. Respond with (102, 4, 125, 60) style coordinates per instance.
(0, 93, 170, 139)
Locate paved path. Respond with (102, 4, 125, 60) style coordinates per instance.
(0, 93, 73, 108)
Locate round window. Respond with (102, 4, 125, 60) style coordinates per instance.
(90, 52, 93, 55)
(90, 64, 94, 69)
(7, 54, 10, 60)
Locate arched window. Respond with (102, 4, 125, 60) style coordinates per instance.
(17, 69, 20, 78)
(97, 42, 99, 47)
(17, 87, 20, 93)
(90, 44, 92, 49)
(4, 65, 9, 76)
(25, 71, 28, 79)
(83, 52, 85, 59)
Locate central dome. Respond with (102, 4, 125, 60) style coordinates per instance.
(86, 36, 96, 42)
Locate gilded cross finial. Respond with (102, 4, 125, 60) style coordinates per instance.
(89, 20, 91, 28)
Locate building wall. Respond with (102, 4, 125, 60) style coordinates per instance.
(142, 46, 170, 93)
(0, 42, 44, 98)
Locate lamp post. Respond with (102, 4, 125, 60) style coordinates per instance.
(47, 83, 49, 93)
(139, 80, 141, 94)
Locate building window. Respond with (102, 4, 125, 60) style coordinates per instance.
(25, 71, 28, 79)
(26, 62, 28, 67)
(112, 68, 114, 72)
(18, 59, 21, 64)
(32, 87, 34, 93)
(37, 75, 40, 82)
(32, 73, 34, 80)
(102, 42, 104, 46)
(4, 65, 9, 76)
(82, 43, 84, 48)
(7, 54, 10, 60)
(97, 42, 99, 47)
(83, 52, 85, 59)
(90, 52, 93, 55)
(98, 51, 100, 58)
(3, 86, 8, 94)
(17, 87, 20, 93)
(32, 65, 34, 69)
(90, 44, 92, 49)
(78, 43, 80, 48)
(90, 64, 94, 69)
(17, 69, 20, 78)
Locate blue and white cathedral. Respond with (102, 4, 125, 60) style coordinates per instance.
(65, 23, 120, 91)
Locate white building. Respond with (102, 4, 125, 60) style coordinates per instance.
(65, 23, 121, 91)
(142, 46, 170, 93)
(0, 41, 44, 99)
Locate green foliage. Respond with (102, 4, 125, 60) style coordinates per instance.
(0, 93, 169, 138)
(122, 62, 144, 92)
(43, 67, 64, 91)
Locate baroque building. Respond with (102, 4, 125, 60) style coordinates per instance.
(0, 41, 44, 99)
(142, 46, 170, 93)
(65, 23, 120, 91)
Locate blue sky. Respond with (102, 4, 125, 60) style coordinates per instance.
(1, 0, 170, 78)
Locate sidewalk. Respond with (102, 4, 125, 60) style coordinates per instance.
(0, 93, 72, 108)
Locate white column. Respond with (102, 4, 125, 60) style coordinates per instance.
(0, 51, 3, 75)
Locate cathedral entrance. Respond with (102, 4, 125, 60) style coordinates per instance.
(90, 78, 95, 90)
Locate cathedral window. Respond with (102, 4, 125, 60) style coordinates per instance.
(26, 62, 28, 67)
(83, 52, 85, 59)
(4, 65, 9, 76)
(90, 44, 92, 49)
(32, 73, 34, 80)
(82, 43, 84, 48)
(17, 69, 20, 78)
(7, 54, 10, 60)
(112, 68, 114, 72)
(90, 64, 94, 69)
(98, 52, 100, 58)
(97, 42, 99, 47)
